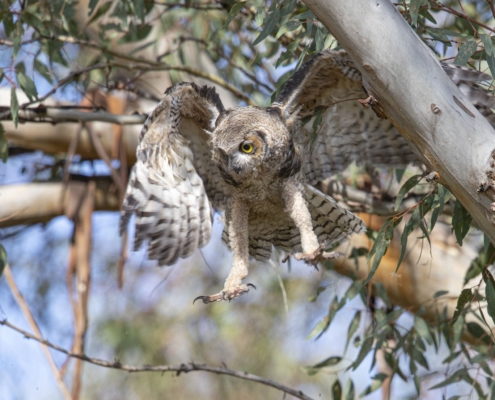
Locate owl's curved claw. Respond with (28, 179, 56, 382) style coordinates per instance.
(295, 249, 347, 267)
(193, 283, 255, 305)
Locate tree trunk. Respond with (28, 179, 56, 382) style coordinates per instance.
(302, 0, 495, 244)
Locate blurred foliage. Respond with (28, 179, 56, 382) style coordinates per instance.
(1, 0, 495, 399)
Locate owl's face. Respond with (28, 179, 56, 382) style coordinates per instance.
(211, 107, 292, 185)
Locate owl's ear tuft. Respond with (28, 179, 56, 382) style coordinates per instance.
(215, 110, 230, 127)
(269, 104, 301, 131)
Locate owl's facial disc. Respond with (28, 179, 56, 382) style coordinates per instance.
(229, 132, 266, 175)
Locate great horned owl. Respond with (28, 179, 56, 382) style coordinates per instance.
(120, 49, 494, 304)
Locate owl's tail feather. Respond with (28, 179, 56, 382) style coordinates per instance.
(304, 185, 366, 248)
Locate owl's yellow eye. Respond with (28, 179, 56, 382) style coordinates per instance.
(240, 143, 254, 154)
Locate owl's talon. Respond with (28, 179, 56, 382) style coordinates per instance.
(294, 248, 347, 266)
(193, 284, 255, 305)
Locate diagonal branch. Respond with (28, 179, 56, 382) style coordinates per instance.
(3, 265, 73, 400)
(303, 0, 495, 245)
(0, 319, 314, 400)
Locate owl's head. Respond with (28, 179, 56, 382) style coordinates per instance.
(210, 106, 296, 185)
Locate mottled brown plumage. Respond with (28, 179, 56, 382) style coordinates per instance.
(120, 49, 494, 304)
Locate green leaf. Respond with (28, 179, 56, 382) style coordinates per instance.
(396, 207, 419, 271)
(395, 168, 405, 182)
(345, 311, 361, 351)
(13, 21, 22, 59)
(306, 296, 343, 340)
(88, 0, 99, 15)
(453, 288, 471, 321)
(481, 34, 493, 56)
(276, 20, 301, 39)
(223, 1, 246, 28)
(464, 244, 494, 285)
(345, 281, 363, 300)
(0, 243, 6, 277)
(253, 8, 280, 46)
(409, 0, 427, 26)
(118, 24, 153, 44)
(433, 290, 448, 298)
(352, 336, 373, 370)
(395, 174, 422, 211)
(87, 2, 112, 26)
(314, 26, 325, 52)
(3, 12, 14, 37)
(276, 39, 300, 67)
(254, 8, 264, 27)
(16, 69, 38, 102)
(410, 346, 429, 370)
(374, 282, 391, 308)
(454, 39, 477, 66)
(0, 123, 7, 163)
(10, 87, 18, 128)
(452, 315, 464, 347)
(467, 322, 492, 345)
(302, 356, 342, 376)
(366, 219, 394, 284)
(331, 380, 342, 400)
(452, 199, 472, 245)
(483, 269, 495, 326)
(34, 59, 53, 84)
(430, 184, 448, 232)
(429, 369, 470, 390)
(414, 316, 433, 345)
(359, 375, 387, 397)
(486, 50, 495, 80)
(343, 379, 355, 400)
(132, 0, 146, 23)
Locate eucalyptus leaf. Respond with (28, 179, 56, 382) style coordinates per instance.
(0, 243, 6, 277)
(0, 123, 7, 163)
(395, 174, 422, 211)
(454, 39, 477, 66)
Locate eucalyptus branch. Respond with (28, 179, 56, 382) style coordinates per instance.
(0, 319, 314, 400)
(0, 106, 146, 125)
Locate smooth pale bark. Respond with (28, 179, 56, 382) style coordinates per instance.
(303, 0, 495, 244)
(0, 181, 119, 227)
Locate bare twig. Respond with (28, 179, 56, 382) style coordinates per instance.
(0, 319, 315, 400)
(3, 265, 73, 400)
(86, 125, 126, 194)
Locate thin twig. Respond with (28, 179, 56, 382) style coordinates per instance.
(3, 265, 73, 400)
(86, 124, 126, 194)
(0, 319, 314, 400)
(270, 259, 289, 317)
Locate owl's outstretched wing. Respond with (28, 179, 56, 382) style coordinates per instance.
(442, 63, 495, 126)
(120, 82, 228, 266)
(274, 49, 495, 184)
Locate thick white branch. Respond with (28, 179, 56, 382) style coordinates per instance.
(303, 0, 495, 243)
(0, 107, 147, 125)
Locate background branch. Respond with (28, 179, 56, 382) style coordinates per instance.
(0, 319, 314, 400)
(3, 265, 73, 400)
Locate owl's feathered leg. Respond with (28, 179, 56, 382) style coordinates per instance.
(193, 198, 255, 304)
(282, 180, 346, 265)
